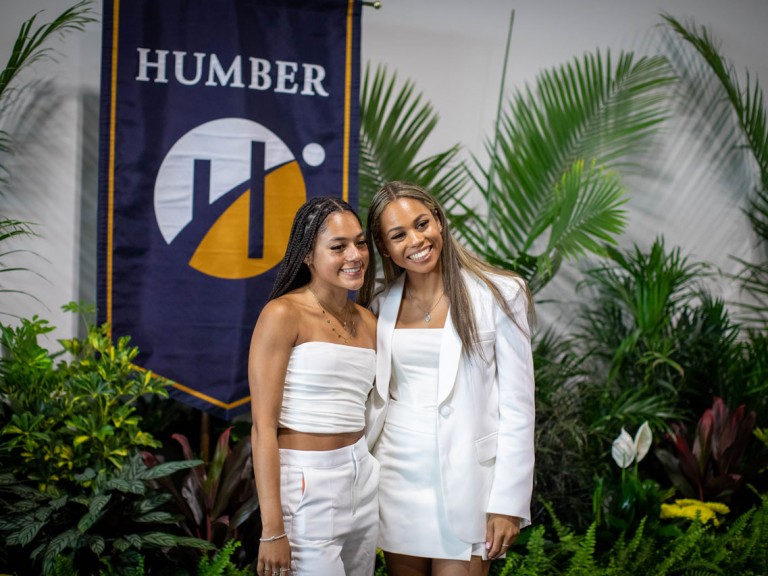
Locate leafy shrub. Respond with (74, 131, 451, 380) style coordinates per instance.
(0, 310, 214, 574)
(0, 312, 166, 486)
(655, 397, 759, 502)
(143, 427, 261, 568)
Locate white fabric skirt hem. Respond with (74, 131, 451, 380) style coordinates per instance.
(374, 400, 488, 560)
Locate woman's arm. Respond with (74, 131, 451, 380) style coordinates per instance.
(486, 278, 536, 552)
(248, 299, 299, 570)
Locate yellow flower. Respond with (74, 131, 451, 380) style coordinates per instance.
(660, 499, 730, 526)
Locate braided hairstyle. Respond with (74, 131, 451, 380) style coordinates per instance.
(268, 196, 361, 301)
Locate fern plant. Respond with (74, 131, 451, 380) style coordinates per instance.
(487, 492, 768, 575)
(197, 539, 252, 576)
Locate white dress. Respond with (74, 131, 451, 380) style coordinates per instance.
(374, 329, 483, 559)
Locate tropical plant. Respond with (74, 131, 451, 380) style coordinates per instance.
(0, 453, 211, 575)
(660, 498, 730, 526)
(0, 307, 220, 574)
(143, 427, 261, 568)
(529, 328, 596, 525)
(0, 307, 169, 485)
(663, 15, 768, 245)
(592, 422, 670, 540)
(0, 1, 96, 311)
(662, 16, 768, 350)
(359, 63, 469, 224)
(655, 397, 758, 503)
(457, 50, 676, 291)
(487, 492, 768, 576)
(196, 539, 253, 576)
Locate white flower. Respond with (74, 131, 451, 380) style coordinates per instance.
(634, 421, 652, 463)
(612, 428, 636, 468)
(611, 422, 653, 468)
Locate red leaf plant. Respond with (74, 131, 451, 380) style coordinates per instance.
(142, 427, 261, 563)
(655, 397, 757, 502)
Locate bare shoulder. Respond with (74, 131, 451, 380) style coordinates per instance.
(252, 295, 302, 346)
(354, 303, 377, 323)
(259, 295, 301, 322)
(354, 303, 377, 339)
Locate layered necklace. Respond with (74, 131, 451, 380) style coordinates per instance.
(406, 286, 445, 324)
(308, 287, 357, 344)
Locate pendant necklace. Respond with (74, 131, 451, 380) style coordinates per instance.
(408, 288, 444, 324)
(308, 287, 356, 344)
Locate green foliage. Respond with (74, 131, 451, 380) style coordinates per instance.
(530, 329, 597, 525)
(0, 219, 45, 315)
(656, 397, 761, 502)
(571, 239, 756, 440)
(144, 427, 261, 568)
(486, 494, 768, 575)
(0, 308, 217, 574)
(0, 452, 212, 575)
(359, 49, 672, 293)
(359, 63, 468, 225)
(197, 540, 252, 576)
(530, 238, 768, 531)
(663, 15, 768, 245)
(0, 309, 170, 486)
(459, 50, 675, 291)
(0, 0, 96, 188)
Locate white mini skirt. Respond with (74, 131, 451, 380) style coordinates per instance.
(373, 399, 486, 560)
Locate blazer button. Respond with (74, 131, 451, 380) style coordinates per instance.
(439, 405, 452, 417)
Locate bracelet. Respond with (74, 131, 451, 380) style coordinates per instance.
(259, 532, 287, 543)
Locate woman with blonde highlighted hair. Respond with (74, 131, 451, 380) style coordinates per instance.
(360, 182, 535, 576)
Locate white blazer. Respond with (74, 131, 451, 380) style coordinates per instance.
(366, 271, 535, 543)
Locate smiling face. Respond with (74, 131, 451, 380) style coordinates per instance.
(306, 210, 369, 291)
(378, 197, 444, 276)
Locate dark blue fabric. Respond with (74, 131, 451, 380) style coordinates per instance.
(98, 0, 361, 419)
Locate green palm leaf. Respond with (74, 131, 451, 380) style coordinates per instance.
(457, 50, 675, 291)
(0, 0, 96, 102)
(663, 14, 768, 244)
(359, 63, 468, 222)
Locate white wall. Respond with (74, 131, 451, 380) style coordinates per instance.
(1, 0, 767, 340)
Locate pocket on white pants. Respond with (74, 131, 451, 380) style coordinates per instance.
(290, 466, 335, 541)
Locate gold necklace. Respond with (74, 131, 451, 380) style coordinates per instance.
(308, 287, 356, 344)
(407, 289, 444, 324)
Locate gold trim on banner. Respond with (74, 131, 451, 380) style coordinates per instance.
(342, 0, 355, 202)
(107, 0, 120, 332)
(133, 365, 251, 410)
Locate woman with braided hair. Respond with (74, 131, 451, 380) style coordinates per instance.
(248, 196, 379, 576)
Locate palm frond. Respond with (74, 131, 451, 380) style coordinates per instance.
(0, 1, 96, 103)
(545, 160, 628, 259)
(730, 257, 768, 328)
(455, 50, 674, 290)
(359, 63, 468, 222)
(0, 1, 96, 192)
(663, 14, 768, 244)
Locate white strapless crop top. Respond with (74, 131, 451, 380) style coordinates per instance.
(279, 342, 376, 433)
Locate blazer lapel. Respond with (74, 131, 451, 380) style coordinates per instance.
(375, 275, 405, 400)
(438, 306, 463, 405)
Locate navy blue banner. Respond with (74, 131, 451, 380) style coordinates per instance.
(98, 0, 361, 419)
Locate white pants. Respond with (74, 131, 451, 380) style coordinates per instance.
(279, 436, 380, 575)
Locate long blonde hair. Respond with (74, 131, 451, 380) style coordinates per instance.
(358, 181, 533, 355)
